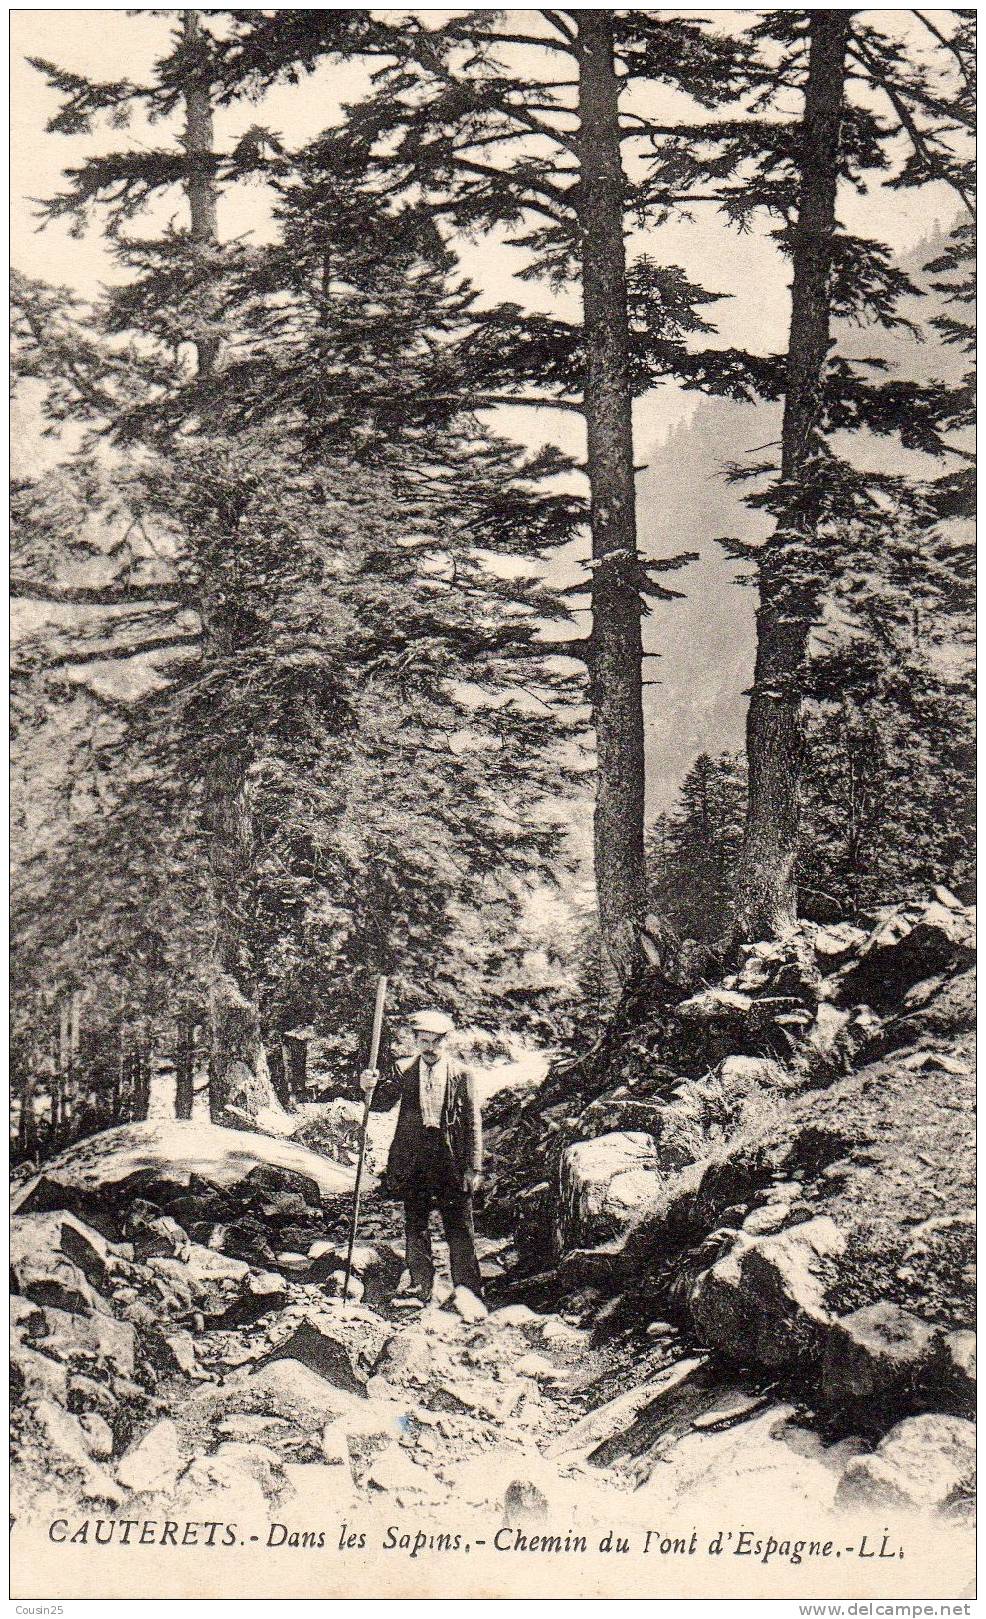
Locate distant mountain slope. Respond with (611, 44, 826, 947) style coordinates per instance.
(636, 221, 968, 813)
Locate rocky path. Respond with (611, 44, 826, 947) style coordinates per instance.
(10, 1172, 933, 1545)
(9, 951, 977, 1599)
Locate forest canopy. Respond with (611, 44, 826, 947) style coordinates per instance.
(10, 8, 974, 1160)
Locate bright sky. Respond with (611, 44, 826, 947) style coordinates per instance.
(10, 8, 954, 469)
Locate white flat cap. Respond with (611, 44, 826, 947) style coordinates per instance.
(408, 1008, 454, 1034)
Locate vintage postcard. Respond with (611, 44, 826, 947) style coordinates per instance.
(10, 5, 975, 1604)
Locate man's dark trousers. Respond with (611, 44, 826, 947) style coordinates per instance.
(404, 1187, 483, 1299)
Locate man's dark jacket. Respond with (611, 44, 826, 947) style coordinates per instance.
(369, 1055, 482, 1202)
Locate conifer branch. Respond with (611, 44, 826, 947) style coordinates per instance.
(41, 632, 201, 671)
(541, 13, 579, 51)
(914, 12, 974, 92)
(11, 577, 184, 607)
(850, 37, 975, 216)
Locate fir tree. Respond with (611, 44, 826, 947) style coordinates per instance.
(637, 10, 975, 936)
(14, 12, 582, 1135)
(646, 753, 747, 944)
(208, 7, 770, 981)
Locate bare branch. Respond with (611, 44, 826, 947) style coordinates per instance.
(11, 576, 185, 607)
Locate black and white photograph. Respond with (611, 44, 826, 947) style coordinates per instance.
(9, 5, 976, 1603)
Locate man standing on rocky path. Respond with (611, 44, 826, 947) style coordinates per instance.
(360, 1008, 486, 1316)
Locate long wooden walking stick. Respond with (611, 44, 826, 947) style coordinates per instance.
(342, 974, 388, 1305)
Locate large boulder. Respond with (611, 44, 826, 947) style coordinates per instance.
(893, 967, 975, 1043)
(12, 1122, 356, 1262)
(11, 1251, 109, 1319)
(818, 1302, 938, 1424)
(689, 1217, 845, 1370)
(575, 1093, 666, 1139)
(13, 1121, 355, 1211)
(26, 1304, 137, 1378)
(835, 1413, 975, 1514)
(556, 1132, 661, 1255)
(116, 1418, 184, 1494)
(834, 892, 975, 1012)
(812, 922, 868, 971)
(10, 1211, 117, 1291)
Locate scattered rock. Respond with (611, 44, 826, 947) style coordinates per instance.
(504, 1477, 550, 1523)
(835, 895, 975, 1012)
(32, 1399, 126, 1504)
(452, 1286, 488, 1324)
(690, 1217, 846, 1371)
(11, 1345, 70, 1405)
(66, 1370, 118, 1424)
(12, 1248, 106, 1318)
(253, 1321, 367, 1397)
(125, 1204, 190, 1261)
(836, 1414, 976, 1514)
(514, 1353, 567, 1384)
(170, 1453, 270, 1519)
(319, 1425, 352, 1469)
(276, 1252, 312, 1274)
(116, 1418, 183, 1494)
(813, 923, 868, 969)
(646, 1321, 676, 1340)
(691, 1393, 771, 1432)
(212, 1440, 282, 1491)
(719, 1055, 789, 1089)
(158, 1330, 199, 1377)
(368, 1445, 441, 1499)
(11, 1211, 115, 1292)
(546, 1357, 706, 1461)
(30, 1304, 137, 1377)
(741, 1203, 792, 1237)
(819, 1302, 937, 1421)
(676, 988, 753, 1030)
(539, 1318, 587, 1349)
(236, 1357, 364, 1426)
(214, 1268, 289, 1328)
(488, 1304, 543, 1330)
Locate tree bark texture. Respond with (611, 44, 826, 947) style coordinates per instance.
(175, 1014, 195, 1120)
(180, 14, 279, 1121)
(577, 11, 647, 984)
(733, 11, 851, 940)
(182, 11, 220, 375)
(204, 748, 278, 1122)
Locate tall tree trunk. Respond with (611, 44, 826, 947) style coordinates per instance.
(133, 1035, 151, 1123)
(204, 752, 277, 1122)
(175, 1014, 195, 1120)
(733, 12, 851, 939)
(284, 1033, 308, 1101)
(182, 10, 219, 374)
(577, 11, 646, 984)
(180, 13, 278, 1122)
